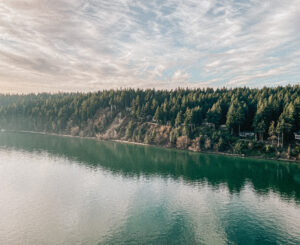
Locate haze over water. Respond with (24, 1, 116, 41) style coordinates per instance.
(0, 131, 300, 245)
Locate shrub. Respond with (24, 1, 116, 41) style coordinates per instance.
(70, 126, 80, 136)
(233, 140, 248, 154)
(264, 144, 275, 153)
(204, 137, 212, 150)
(253, 141, 264, 150)
(169, 128, 179, 145)
(217, 137, 228, 152)
(198, 134, 205, 149)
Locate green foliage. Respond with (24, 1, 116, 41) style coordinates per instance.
(184, 108, 192, 126)
(292, 146, 300, 157)
(264, 144, 275, 153)
(268, 121, 276, 137)
(154, 106, 163, 122)
(233, 140, 248, 154)
(175, 111, 182, 127)
(207, 101, 222, 126)
(226, 99, 247, 135)
(217, 137, 228, 151)
(169, 128, 179, 145)
(0, 86, 299, 150)
(125, 121, 134, 139)
(252, 141, 265, 151)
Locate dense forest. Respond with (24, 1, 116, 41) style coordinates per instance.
(0, 86, 299, 160)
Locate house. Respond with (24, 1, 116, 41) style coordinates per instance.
(239, 131, 255, 138)
(220, 124, 227, 130)
(202, 122, 215, 128)
(294, 131, 300, 140)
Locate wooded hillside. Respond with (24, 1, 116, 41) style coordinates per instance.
(1, 86, 299, 159)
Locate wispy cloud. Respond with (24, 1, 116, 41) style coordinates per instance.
(0, 0, 299, 92)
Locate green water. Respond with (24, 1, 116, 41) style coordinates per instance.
(0, 132, 299, 245)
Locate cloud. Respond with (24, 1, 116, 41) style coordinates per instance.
(172, 70, 190, 81)
(0, 0, 299, 93)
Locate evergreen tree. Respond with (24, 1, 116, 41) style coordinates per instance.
(125, 121, 134, 139)
(175, 111, 182, 127)
(207, 102, 222, 126)
(0, 85, 299, 148)
(154, 106, 162, 123)
(268, 121, 276, 144)
(226, 100, 246, 135)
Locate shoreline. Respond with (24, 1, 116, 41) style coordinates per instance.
(3, 129, 299, 163)
(114, 139, 299, 163)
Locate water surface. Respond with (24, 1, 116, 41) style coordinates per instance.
(0, 132, 300, 245)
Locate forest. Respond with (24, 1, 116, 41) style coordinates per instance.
(0, 86, 299, 160)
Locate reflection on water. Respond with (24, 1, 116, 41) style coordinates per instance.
(0, 132, 300, 245)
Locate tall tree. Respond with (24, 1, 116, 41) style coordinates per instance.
(226, 100, 246, 135)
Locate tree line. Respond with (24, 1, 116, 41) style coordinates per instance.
(0, 86, 299, 155)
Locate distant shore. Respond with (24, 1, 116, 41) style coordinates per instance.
(2, 129, 299, 164)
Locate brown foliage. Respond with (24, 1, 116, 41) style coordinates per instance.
(176, 136, 190, 149)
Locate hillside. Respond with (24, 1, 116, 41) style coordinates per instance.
(0, 86, 299, 160)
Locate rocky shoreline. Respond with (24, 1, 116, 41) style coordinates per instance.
(4, 129, 299, 163)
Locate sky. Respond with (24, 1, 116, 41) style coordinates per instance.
(0, 0, 299, 93)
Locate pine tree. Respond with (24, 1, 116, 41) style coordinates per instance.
(268, 121, 276, 144)
(207, 102, 222, 126)
(175, 111, 182, 127)
(125, 121, 134, 139)
(226, 100, 246, 135)
(154, 106, 162, 123)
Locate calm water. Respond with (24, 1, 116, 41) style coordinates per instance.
(0, 132, 300, 245)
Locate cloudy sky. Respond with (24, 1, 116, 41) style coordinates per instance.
(0, 0, 299, 93)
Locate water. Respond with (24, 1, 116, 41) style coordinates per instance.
(0, 132, 300, 245)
